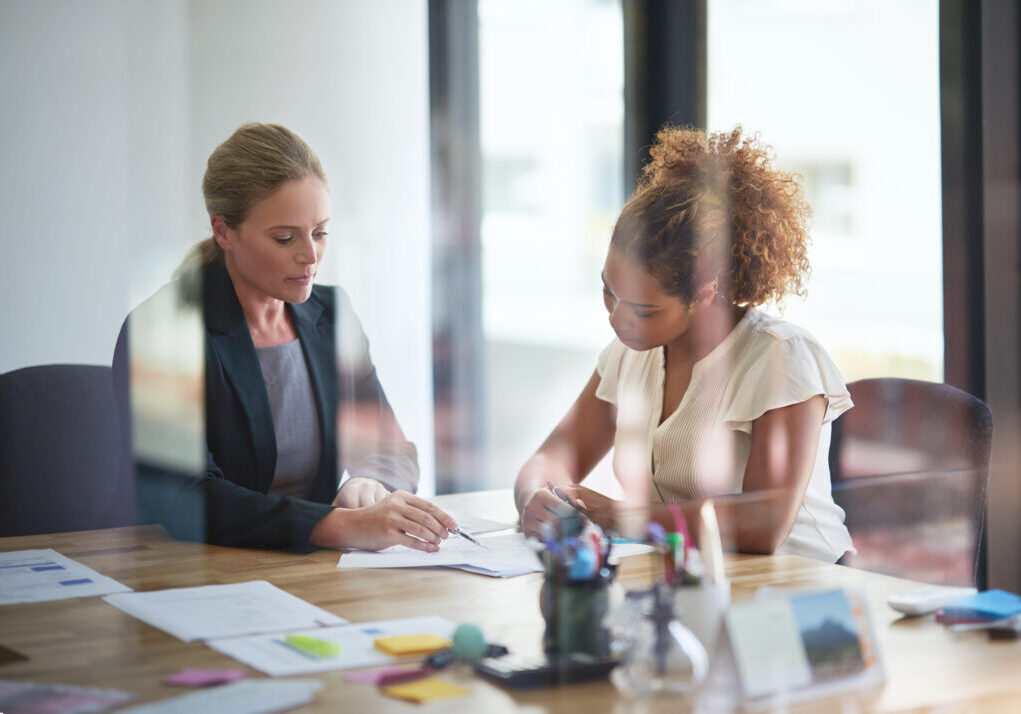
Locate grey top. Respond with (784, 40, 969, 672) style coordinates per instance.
(256, 339, 322, 499)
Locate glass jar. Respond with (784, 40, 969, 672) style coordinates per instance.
(609, 583, 710, 696)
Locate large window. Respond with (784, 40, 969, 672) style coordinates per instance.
(707, 0, 943, 382)
(478, 0, 624, 492)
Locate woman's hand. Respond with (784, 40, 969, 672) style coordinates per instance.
(311, 491, 457, 552)
(513, 369, 617, 536)
(333, 477, 389, 508)
(560, 484, 620, 532)
(520, 487, 573, 539)
(520, 483, 621, 538)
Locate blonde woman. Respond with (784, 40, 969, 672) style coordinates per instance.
(116, 123, 454, 551)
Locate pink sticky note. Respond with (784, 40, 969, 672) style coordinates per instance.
(164, 668, 248, 687)
(344, 665, 423, 686)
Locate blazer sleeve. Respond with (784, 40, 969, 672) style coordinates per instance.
(334, 287, 420, 494)
(140, 453, 333, 548)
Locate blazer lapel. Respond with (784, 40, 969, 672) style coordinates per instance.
(203, 259, 276, 491)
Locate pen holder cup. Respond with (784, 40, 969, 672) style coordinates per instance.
(540, 574, 614, 657)
(674, 580, 731, 657)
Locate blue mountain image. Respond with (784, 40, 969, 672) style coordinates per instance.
(799, 617, 864, 681)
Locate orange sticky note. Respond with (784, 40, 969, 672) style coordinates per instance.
(373, 633, 451, 657)
(381, 677, 469, 703)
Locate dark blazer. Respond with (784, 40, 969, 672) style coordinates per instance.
(113, 257, 418, 549)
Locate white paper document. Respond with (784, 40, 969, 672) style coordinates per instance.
(116, 679, 323, 714)
(0, 549, 132, 605)
(103, 580, 346, 642)
(208, 615, 457, 676)
(337, 532, 655, 577)
(443, 510, 515, 534)
(338, 531, 543, 577)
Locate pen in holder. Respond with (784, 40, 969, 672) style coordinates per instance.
(539, 511, 616, 658)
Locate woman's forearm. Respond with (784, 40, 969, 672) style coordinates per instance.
(620, 487, 801, 554)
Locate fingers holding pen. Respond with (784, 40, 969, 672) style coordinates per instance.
(560, 484, 618, 531)
(394, 493, 455, 545)
(521, 488, 566, 539)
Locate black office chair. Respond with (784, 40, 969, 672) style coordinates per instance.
(829, 378, 992, 587)
(0, 363, 135, 536)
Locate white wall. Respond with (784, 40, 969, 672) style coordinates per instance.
(0, 0, 190, 370)
(0, 0, 435, 493)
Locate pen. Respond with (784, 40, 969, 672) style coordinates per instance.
(448, 527, 488, 549)
(546, 480, 589, 518)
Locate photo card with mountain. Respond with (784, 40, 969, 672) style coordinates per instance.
(726, 586, 883, 705)
(789, 589, 867, 682)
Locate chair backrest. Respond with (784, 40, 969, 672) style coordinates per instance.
(829, 378, 992, 586)
(0, 363, 135, 537)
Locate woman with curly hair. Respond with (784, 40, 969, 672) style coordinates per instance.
(515, 126, 853, 562)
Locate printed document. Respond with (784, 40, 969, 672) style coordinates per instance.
(208, 615, 457, 676)
(103, 580, 346, 642)
(338, 531, 542, 577)
(116, 679, 323, 714)
(0, 549, 131, 605)
(337, 531, 653, 577)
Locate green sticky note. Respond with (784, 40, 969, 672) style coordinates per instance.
(284, 634, 341, 657)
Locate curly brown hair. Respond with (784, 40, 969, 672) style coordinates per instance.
(610, 125, 811, 306)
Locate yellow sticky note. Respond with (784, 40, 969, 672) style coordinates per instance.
(374, 633, 451, 657)
(382, 677, 470, 703)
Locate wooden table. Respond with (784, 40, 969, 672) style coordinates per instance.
(1, 490, 1020, 713)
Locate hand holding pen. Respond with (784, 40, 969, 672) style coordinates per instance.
(551, 482, 627, 537)
(520, 480, 621, 539)
(519, 481, 580, 539)
(546, 480, 590, 518)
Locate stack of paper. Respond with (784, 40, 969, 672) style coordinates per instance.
(338, 531, 654, 577)
(338, 532, 542, 577)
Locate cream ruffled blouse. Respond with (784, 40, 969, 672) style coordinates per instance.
(595, 308, 855, 563)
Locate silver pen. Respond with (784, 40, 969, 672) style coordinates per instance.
(448, 527, 488, 548)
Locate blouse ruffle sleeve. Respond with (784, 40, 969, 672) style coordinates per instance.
(594, 339, 628, 406)
(723, 332, 852, 434)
